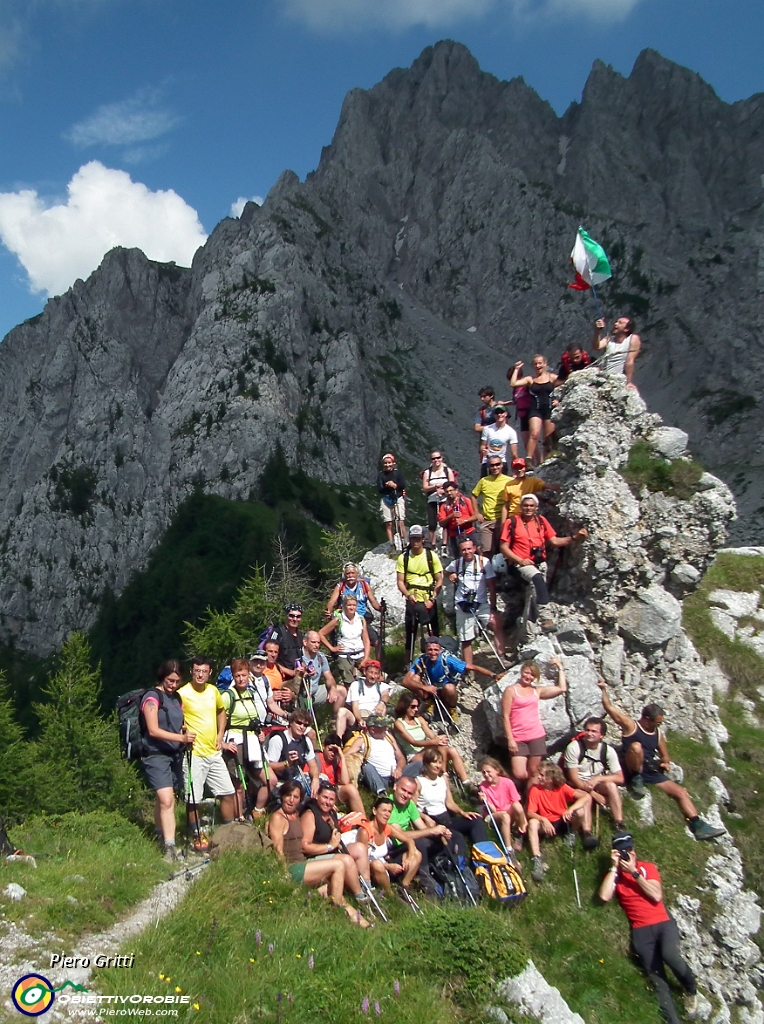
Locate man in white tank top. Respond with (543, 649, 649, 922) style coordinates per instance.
(592, 316, 641, 389)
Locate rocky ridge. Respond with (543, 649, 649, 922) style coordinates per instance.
(363, 371, 760, 1022)
(0, 40, 762, 655)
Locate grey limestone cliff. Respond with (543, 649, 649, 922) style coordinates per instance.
(0, 40, 761, 654)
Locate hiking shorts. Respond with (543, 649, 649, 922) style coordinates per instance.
(142, 753, 183, 794)
(380, 497, 405, 523)
(455, 602, 490, 642)
(183, 752, 235, 802)
(514, 737, 547, 757)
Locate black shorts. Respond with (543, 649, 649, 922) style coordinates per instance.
(427, 503, 441, 532)
(518, 415, 529, 431)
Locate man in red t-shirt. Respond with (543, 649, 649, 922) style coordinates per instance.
(316, 733, 365, 814)
(599, 831, 698, 1023)
(499, 494, 587, 633)
(438, 480, 478, 559)
(526, 761, 596, 882)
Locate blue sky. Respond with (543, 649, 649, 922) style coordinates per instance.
(0, 0, 761, 341)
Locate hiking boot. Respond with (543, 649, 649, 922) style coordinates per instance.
(684, 993, 698, 1019)
(689, 819, 726, 842)
(582, 831, 599, 852)
(531, 856, 546, 883)
(163, 844, 179, 864)
(630, 774, 646, 800)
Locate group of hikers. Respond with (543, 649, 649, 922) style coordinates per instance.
(134, 316, 718, 1023)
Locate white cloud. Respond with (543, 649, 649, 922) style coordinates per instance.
(65, 88, 180, 148)
(0, 161, 207, 296)
(281, 0, 640, 30)
(230, 196, 264, 218)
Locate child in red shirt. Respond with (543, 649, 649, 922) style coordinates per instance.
(526, 761, 597, 882)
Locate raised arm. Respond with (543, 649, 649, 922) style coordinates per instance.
(539, 657, 567, 699)
(597, 680, 636, 733)
(592, 318, 607, 351)
(509, 361, 529, 387)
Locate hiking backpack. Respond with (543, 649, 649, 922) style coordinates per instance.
(402, 546, 437, 592)
(116, 688, 163, 762)
(428, 847, 481, 905)
(556, 734, 609, 774)
(471, 841, 527, 905)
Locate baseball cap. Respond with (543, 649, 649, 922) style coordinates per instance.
(611, 830, 634, 853)
(494, 405, 508, 414)
(250, 650, 267, 662)
(364, 659, 381, 670)
(409, 524, 424, 537)
(511, 458, 526, 470)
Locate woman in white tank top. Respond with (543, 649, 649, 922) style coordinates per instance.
(318, 595, 371, 684)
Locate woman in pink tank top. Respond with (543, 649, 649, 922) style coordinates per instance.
(501, 659, 566, 788)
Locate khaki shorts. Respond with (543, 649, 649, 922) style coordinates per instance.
(380, 497, 405, 523)
(455, 602, 490, 642)
(183, 752, 235, 801)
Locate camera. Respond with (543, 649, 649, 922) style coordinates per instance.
(244, 718, 262, 732)
(530, 545, 545, 566)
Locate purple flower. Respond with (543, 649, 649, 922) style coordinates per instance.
(308, 954, 314, 970)
(255, 929, 262, 947)
(268, 943, 274, 955)
(393, 980, 400, 997)
(287, 993, 294, 1006)
(362, 997, 369, 1015)
(277, 993, 283, 1003)
(374, 1001, 381, 1016)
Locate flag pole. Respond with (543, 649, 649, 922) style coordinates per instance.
(590, 284, 603, 321)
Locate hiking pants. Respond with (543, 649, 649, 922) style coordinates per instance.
(431, 812, 488, 856)
(388, 834, 458, 895)
(404, 601, 439, 657)
(359, 763, 394, 795)
(630, 917, 696, 1024)
(509, 562, 550, 609)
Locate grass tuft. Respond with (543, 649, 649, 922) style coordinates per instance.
(620, 442, 703, 501)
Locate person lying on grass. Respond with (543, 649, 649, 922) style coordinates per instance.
(267, 780, 370, 928)
(355, 796, 422, 894)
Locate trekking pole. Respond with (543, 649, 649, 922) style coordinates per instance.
(235, 760, 253, 820)
(470, 607, 507, 671)
(595, 802, 600, 839)
(379, 599, 387, 673)
(396, 883, 424, 915)
(302, 676, 323, 752)
(168, 857, 210, 882)
(339, 838, 388, 922)
(441, 837, 478, 907)
(565, 823, 582, 909)
(432, 693, 461, 735)
(185, 749, 203, 849)
(481, 792, 513, 863)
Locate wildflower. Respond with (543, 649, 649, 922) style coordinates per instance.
(195, 951, 201, 956)
(193, 1004, 200, 1011)
(268, 943, 274, 954)
(296, 954, 301, 959)
(393, 980, 400, 996)
(256, 930, 262, 947)
(374, 1002, 381, 1016)
(287, 993, 294, 1006)
(249, 958, 255, 963)
(175, 987, 182, 994)
(158, 974, 165, 980)
(362, 996, 369, 1014)
(308, 954, 314, 970)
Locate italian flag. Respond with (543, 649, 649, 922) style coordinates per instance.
(568, 227, 612, 291)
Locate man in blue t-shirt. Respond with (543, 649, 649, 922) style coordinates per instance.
(401, 637, 498, 708)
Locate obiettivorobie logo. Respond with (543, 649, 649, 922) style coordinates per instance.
(10, 975, 88, 1017)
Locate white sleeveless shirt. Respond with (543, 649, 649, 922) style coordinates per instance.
(602, 335, 633, 375)
(338, 611, 365, 657)
(416, 774, 448, 816)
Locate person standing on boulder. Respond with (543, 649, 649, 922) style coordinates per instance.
(599, 830, 699, 1022)
(378, 453, 407, 550)
(598, 682, 725, 841)
(592, 316, 641, 388)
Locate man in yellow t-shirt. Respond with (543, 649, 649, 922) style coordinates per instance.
(500, 458, 560, 521)
(396, 525, 444, 658)
(177, 657, 235, 848)
(471, 457, 511, 554)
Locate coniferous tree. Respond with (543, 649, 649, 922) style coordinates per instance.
(33, 633, 140, 815)
(0, 674, 37, 823)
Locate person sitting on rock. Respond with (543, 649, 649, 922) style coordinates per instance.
(598, 682, 725, 841)
(387, 775, 457, 897)
(438, 479, 479, 559)
(478, 756, 527, 856)
(392, 691, 470, 785)
(444, 534, 504, 668)
(345, 660, 390, 728)
(316, 732, 365, 813)
(598, 830, 698, 1023)
(263, 639, 296, 712)
(356, 795, 422, 894)
(402, 636, 497, 710)
(563, 717, 625, 829)
(556, 342, 592, 383)
(344, 715, 406, 795)
(499, 458, 560, 521)
(499, 493, 588, 633)
(526, 761, 598, 882)
(415, 748, 488, 855)
(592, 316, 641, 388)
(265, 708, 320, 799)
